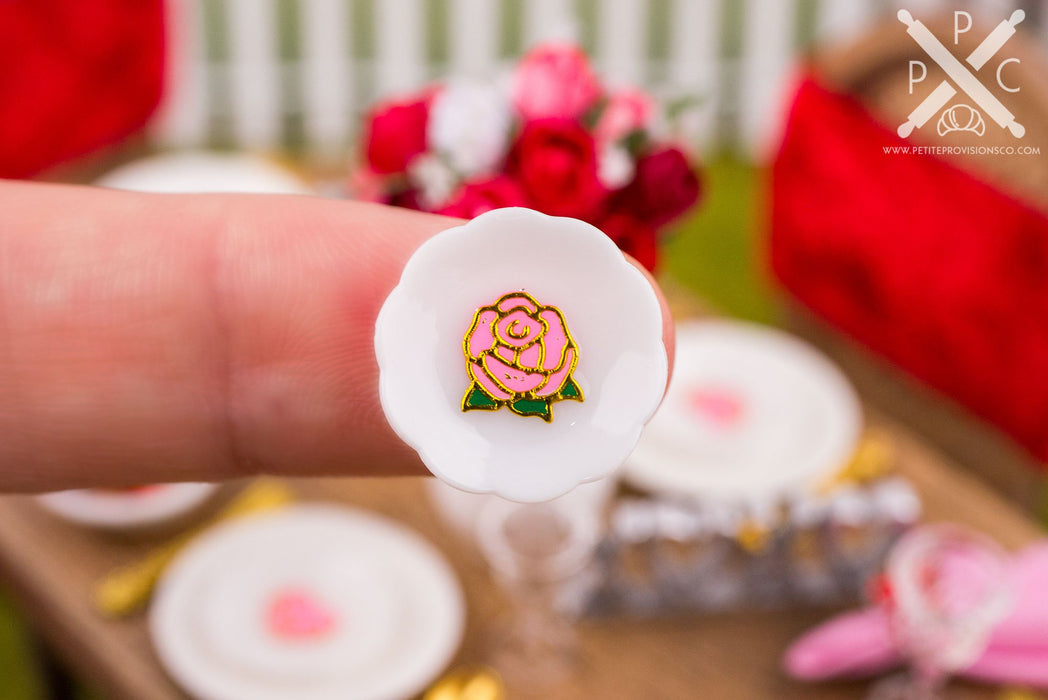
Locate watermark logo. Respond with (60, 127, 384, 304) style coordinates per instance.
(937, 104, 985, 136)
(898, 9, 1024, 139)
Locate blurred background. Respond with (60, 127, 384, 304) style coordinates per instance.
(2, 0, 1048, 698)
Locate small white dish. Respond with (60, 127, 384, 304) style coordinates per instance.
(36, 483, 217, 531)
(150, 505, 465, 700)
(624, 320, 862, 508)
(95, 152, 314, 194)
(375, 207, 668, 503)
(425, 476, 616, 538)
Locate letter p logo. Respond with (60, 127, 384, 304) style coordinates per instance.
(909, 60, 927, 94)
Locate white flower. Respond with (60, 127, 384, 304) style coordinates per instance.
(427, 80, 512, 177)
(407, 154, 459, 210)
(597, 144, 635, 189)
(375, 208, 668, 502)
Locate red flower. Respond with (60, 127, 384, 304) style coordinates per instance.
(385, 187, 423, 211)
(364, 93, 431, 175)
(508, 118, 606, 219)
(438, 176, 530, 219)
(619, 147, 702, 227)
(598, 211, 659, 272)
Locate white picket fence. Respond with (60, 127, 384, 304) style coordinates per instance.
(152, 0, 1048, 162)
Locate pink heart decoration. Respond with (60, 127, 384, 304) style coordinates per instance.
(687, 386, 745, 428)
(266, 587, 337, 641)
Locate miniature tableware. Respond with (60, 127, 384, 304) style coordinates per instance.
(94, 479, 294, 616)
(375, 207, 668, 502)
(624, 320, 862, 507)
(475, 494, 603, 688)
(786, 542, 1048, 687)
(150, 504, 465, 700)
(868, 523, 1012, 699)
(95, 151, 314, 194)
(37, 483, 218, 531)
(425, 476, 615, 538)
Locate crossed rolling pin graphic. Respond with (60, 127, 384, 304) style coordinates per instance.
(898, 9, 1025, 138)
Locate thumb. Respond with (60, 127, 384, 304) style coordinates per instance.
(0, 181, 672, 491)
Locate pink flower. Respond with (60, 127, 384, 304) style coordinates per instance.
(595, 88, 655, 144)
(438, 176, 529, 219)
(511, 43, 602, 121)
(462, 291, 583, 421)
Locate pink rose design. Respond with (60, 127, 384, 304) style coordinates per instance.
(462, 291, 583, 421)
(595, 88, 655, 144)
(511, 43, 602, 121)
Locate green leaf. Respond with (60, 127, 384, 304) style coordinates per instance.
(621, 128, 649, 157)
(462, 384, 499, 411)
(559, 378, 583, 401)
(510, 398, 552, 421)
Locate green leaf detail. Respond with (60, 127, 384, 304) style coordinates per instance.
(510, 398, 552, 421)
(559, 378, 583, 401)
(462, 384, 499, 411)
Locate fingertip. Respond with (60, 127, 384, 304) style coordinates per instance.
(624, 254, 676, 392)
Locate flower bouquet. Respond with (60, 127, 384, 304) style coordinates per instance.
(351, 43, 704, 271)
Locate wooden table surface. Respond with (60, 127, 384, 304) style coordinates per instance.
(0, 416, 1041, 700)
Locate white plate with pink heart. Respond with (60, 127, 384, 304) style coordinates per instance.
(150, 505, 465, 700)
(624, 320, 862, 508)
(37, 483, 218, 531)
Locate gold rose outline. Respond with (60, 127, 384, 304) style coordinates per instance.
(461, 291, 584, 422)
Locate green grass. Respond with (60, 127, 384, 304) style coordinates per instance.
(663, 155, 777, 323)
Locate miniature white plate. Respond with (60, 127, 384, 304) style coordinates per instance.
(151, 505, 465, 700)
(95, 152, 314, 194)
(624, 320, 862, 507)
(425, 476, 616, 537)
(375, 208, 668, 503)
(36, 483, 217, 530)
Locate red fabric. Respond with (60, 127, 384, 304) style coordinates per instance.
(0, 0, 165, 179)
(770, 76, 1048, 464)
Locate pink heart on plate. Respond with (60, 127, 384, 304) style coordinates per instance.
(266, 587, 337, 641)
(687, 386, 745, 428)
